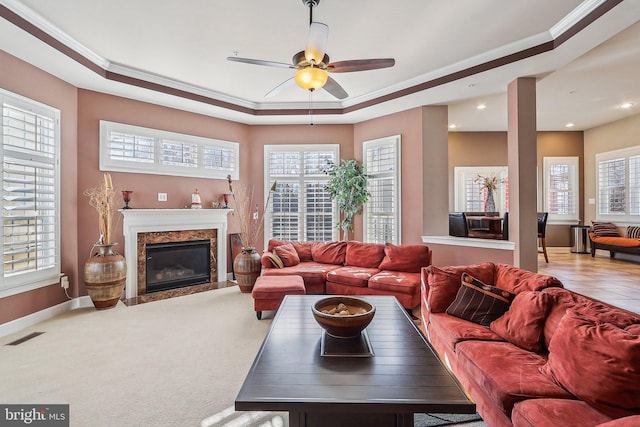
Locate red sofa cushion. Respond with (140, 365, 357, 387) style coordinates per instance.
(456, 340, 573, 416)
(368, 271, 420, 296)
(542, 310, 640, 418)
(267, 240, 314, 261)
(378, 243, 431, 273)
(425, 263, 495, 313)
(428, 312, 504, 351)
(494, 264, 563, 293)
(273, 243, 300, 267)
(311, 241, 347, 265)
(490, 290, 552, 353)
(542, 288, 640, 348)
(511, 399, 613, 427)
(345, 241, 385, 268)
(327, 266, 380, 288)
(446, 273, 515, 326)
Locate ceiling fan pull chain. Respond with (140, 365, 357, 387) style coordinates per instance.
(309, 89, 314, 126)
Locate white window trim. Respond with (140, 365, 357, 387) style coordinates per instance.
(263, 144, 340, 245)
(454, 166, 508, 213)
(543, 156, 580, 225)
(99, 120, 239, 180)
(1, 89, 61, 297)
(595, 145, 640, 224)
(363, 135, 402, 244)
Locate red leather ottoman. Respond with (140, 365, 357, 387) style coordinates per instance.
(252, 275, 305, 319)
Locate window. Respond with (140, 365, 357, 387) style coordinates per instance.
(264, 145, 339, 243)
(100, 121, 239, 180)
(454, 167, 509, 213)
(596, 146, 640, 222)
(543, 157, 579, 224)
(363, 135, 401, 244)
(1, 90, 60, 295)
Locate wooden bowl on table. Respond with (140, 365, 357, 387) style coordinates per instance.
(312, 296, 376, 339)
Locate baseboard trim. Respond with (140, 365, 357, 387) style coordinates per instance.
(0, 296, 93, 338)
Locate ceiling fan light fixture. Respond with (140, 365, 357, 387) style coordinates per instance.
(295, 67, 328, 91)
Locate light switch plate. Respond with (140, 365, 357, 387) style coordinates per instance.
(588, 198, 596, 205)
(158, 192, 168, 202)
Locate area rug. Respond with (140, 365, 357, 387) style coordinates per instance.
(201, 408, 485, 427)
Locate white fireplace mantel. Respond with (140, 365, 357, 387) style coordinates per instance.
(120, 208, 232, 299)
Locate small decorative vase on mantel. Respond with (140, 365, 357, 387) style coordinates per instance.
(233, 247, 261, 293)
(485, 188, 496, 213)
(84, 243, 127, 309)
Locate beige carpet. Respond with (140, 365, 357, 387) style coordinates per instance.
(1, 288, 485, 427)
(0, 287, 273, 427)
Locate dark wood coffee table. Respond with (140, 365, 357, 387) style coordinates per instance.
(235, 295, 476, 427)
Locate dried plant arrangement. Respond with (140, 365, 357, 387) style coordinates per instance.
(84, 172, 119, 245)
(227, 175, 276, 249)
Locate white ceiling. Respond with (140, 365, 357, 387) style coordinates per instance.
(1, 0, 639, 130)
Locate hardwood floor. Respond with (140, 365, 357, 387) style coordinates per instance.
(538, 247, 640, 313)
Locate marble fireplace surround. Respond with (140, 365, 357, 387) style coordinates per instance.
(121, 209, 231, 300)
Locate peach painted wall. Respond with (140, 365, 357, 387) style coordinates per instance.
(0, 51, 79, 324)
(354, 108, 425, 244)
(76, 90, 250, 290)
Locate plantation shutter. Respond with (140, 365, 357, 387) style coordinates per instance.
(266, 145, 338, 243)
(2, 98, 59, 280)
(543, 157, 578, 222)
(363, 136, 400, 244)
(598, 158, 626, 215)
(629, 155, 640, 215)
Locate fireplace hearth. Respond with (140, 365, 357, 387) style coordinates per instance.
(146, 240, 211, 293)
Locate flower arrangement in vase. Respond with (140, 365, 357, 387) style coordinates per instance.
(474, 173, 505, 213)
(83, 172, 127, 309)
(227, 175, 276, 292)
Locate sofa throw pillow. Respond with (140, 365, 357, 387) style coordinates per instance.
(425, 263, 496, 313)
(273, 243, 300, 267)
(378, 243, 431, 273)
(490, 291, 551, 352)
(260, 252, 284, 269)
(311, 241, 347, 265)
(345, 241, 385, 268)
(542, 310, 640, 418)
(446, 273, 515, 326)
(592, 221, 621, 237)
(626, 225, 640, 239)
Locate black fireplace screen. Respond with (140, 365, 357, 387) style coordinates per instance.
(145, 240, 211, 293)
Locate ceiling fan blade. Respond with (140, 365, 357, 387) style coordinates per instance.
(305, 22, 329, 64)
(327, 58, 395, 73)
(227, 56, 295, 69)
(323, 76, 348, 99)
(265, 77, 297, 98)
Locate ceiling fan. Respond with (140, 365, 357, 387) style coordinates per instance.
(227, 0, 395, 99)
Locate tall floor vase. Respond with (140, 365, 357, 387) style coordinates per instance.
(233, 247, 261, 293)
(84, 243, 127, 309)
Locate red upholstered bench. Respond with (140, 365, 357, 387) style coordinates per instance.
(251, 275, 305, 319)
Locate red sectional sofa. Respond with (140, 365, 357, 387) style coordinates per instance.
(260, 239, 432, 309)
(420, 262, 640, 427)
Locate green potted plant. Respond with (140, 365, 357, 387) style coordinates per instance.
(323, 159, 370, 241)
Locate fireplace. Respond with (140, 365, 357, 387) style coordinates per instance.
(145, 240, 211, 293)
(121, 209, 231, 300)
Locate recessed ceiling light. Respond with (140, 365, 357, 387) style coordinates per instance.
(620, 102, 635, 109)
(565, 122, 575, 128)
(476, 104, 487, 110)
(449, 124, 457, 129)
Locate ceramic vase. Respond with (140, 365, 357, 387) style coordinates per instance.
(485, 189, 496, 213)
(84, 243, 127, 309)
(233, 247, 261, 293)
